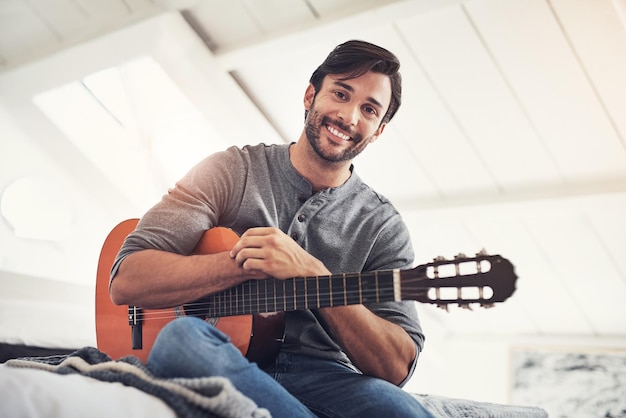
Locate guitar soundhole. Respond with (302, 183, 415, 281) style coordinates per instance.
(178, 302, 214, 322)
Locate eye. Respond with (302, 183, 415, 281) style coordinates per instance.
(334, 90, 348, 101)
(363, 105, 377, 115)
(362, 105, 379, 118)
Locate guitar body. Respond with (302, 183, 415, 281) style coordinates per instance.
(95, 219, 285, 364)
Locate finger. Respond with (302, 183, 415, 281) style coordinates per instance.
(229, 235, 265, 258)
(230, 228, 284, 258)
(233, 247, 266, 267)
(239, 227, 276, 238)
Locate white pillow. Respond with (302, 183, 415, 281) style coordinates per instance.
(0, 365, 175, 418)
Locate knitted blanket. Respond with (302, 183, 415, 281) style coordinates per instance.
(5, 346, 270, 418)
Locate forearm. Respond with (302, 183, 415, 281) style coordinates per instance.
(110, 249, 254, 309)
(317, 305, 416, 385)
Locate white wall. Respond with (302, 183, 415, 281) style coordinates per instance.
(406, 332, 626, 408)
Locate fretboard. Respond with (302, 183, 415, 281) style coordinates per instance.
(201, 271, 399, 318)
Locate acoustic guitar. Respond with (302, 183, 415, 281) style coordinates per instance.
(96, 218, 517, 365)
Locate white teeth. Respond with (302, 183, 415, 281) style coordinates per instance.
(327, 125, 351, 141)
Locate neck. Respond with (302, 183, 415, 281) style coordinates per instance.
(290, 134, 352, 191)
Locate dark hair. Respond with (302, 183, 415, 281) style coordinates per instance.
(308, 40, 402, 124)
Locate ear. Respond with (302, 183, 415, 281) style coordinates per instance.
(370, 122, 387, 142)
(304, 84, 315, 110)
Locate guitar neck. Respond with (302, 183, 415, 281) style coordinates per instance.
(183, 253, 516, 318)
(202, 271, 400, 318)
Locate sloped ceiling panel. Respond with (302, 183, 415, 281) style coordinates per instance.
(466, 0, 626, 181)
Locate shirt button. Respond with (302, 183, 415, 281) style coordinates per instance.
(291, 233, 299, 240)
(297, 214, 306, 222)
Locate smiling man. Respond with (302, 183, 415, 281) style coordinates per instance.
(109, 40, 433, 418)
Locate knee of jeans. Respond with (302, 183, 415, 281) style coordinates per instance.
(156, 317, 230, 348)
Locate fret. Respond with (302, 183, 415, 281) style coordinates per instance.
(375, 271, 396, 302)
(342, 274, 347, 305)
(206, 295, 214, 318)
(294, 278, 306, 310)
(257, 280, 267, 313)
(284, 278, 295, 311)
(219, 289, 225, 316)
(238, 284, 244, 315)
(228, 289, 233, 315)
(375, 272, 379, 303)
(225, 287, 230, 316)
(306, 276, 318, 308)
(303, 277, 308, 309)
(242, 283, 248, 314)
(215, 291, 221, 317)
(230, 286, 236, 315)
(234, 283, 240, 315)
(267, 279, 276, 313)
(345, 273, 361, 306)
(330, 275, 345, 306)
(316, 276, 320, 307)
(360, 273, 379, 304)
(274, 279, 285, 313)
(248, 280, 258, 314)
(318, 275, 331, 308)
(240, 282, 247, 315)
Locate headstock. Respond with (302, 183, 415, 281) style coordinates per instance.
(401, 250, 518, 310)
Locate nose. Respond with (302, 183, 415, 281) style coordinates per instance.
(337, 103, 359, 126)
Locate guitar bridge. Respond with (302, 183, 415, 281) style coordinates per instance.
(128, 306, 143, 350)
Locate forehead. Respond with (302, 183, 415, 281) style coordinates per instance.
(323, 71, 392, 109)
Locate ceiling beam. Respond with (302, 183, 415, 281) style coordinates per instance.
(396, 176, 626, 215)
(212, 0, 462, 71)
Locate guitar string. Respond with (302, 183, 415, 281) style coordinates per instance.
(127, 278, 496, 322)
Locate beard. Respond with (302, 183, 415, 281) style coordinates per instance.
(304, 107, 372, 163)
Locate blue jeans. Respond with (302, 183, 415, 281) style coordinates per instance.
(147, 317, 433, 418)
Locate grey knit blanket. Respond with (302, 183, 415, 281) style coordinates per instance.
(5, 346, 270, 418)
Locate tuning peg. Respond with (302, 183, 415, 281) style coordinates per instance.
(458, 303, 473, 311)
(454, 253, 467, 259)
(433, 255, 447, 262)
(480, 303, 495, 309)
(476, 248, 488, 256)
(436, 304, 449, 312)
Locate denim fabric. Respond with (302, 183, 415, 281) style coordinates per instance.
(147, 317, 432, 418)
(147, 317, 315, 418)
(265, 351, 434, 418)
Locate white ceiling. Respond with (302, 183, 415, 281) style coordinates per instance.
(1, 0, 626, 342)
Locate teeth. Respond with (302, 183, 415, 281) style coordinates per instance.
(327, 125, 351, 141)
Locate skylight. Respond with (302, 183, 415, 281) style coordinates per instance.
(32, 55, 227, 210)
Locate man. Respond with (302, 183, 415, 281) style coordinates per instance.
(109, 40, 433, 417)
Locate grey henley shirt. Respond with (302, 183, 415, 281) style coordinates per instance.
(112, 143, 425, 383)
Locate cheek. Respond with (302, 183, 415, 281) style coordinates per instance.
(364, 124, 382, 140)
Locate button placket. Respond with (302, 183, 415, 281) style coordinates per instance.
(288, 197, 324, 244)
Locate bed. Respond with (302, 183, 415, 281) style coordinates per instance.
(1, 349, 548, 418)
(0, 343, 549, 418)
(0, 273, 547, 417)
